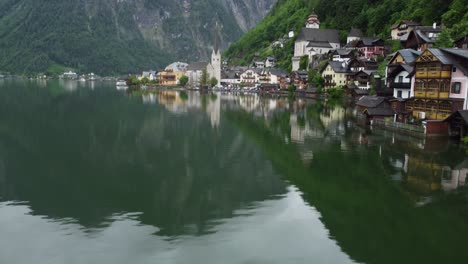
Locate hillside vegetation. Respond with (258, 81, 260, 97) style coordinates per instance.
(224, 0, 468, 70)
(0, 0, 276, 75)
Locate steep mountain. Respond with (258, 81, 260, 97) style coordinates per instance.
(225, 0, 467, 70)
(0, 0, 276, 75)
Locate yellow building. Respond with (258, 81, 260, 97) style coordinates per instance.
(321, 61, 348, 89)
(157, 62, 188, 86)
(406, 49, 464, 120)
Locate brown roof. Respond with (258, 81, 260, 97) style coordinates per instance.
(356, 96, 386, 108)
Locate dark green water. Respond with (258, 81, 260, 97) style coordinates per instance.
(1, 79, 468, 264)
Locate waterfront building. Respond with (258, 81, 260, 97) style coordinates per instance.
(140, 70, 157, 81)
(290, 70, 309, 90)
(406, 48, 468, 121)
(386, 49, 422, 99)
(186, 62, 209, 87)
(321, 61, 349, 89)
(157, 62, 188, 86)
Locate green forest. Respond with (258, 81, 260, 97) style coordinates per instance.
(0, 0, 172, 76)
(224, 0, 468, 70)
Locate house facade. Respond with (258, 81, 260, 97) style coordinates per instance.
(356, 37, 385, 59)
(406, 49, 466, 120)
(321, 61, 348, 89)
(157, 62, 188, 86)
(391, 20, 420, 41)
(386, 49, 421, 99)
(405, 25, 442, 51)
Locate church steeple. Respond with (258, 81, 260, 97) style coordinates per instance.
(213, 21, 220, 55)
(210, 21, 221, 84)
(306, 10, 320, 29)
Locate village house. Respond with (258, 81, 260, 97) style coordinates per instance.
(329, 49, 355, 63)
(157, 62, 188, 86)
(347, 28, 363, 44)
(140, 70, 157, 81)
(291, 70, 309, 89)
(321, 61, 349, 89)
(292, 12, 340, 71)
(405, 24, 442, 51)
(253, 61, 265, 68)
(61, 71, 78, 80)
(265, 57, 277, 68)
(240, 69, 260, 87)
(347, 58, 378, 73)
(186, 62, 209, 87)
(356, 37, 386, 60)
(386, 49, 422, 99)
(391, 20, 420, 41)
(405, 48, 468, 122)
(356, 96, 395, 123)
(349, 70, 376, 90)
(445, 110, 468, 138)
(454, 34, 468, 49)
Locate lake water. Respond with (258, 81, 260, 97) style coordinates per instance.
(1, 79, 468, 264)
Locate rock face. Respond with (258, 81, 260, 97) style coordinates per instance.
(132, 0, 276, 61)
(0, 0, 276, 74)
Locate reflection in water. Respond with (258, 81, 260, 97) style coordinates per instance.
(1, 80, 468, 263)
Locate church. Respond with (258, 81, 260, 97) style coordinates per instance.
(186, 26, 221, 87)
(292, 12, 340, 71)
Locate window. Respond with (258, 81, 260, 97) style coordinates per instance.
(397, 91, 402, 98)
(453, 67, 457, 72)
(407, 91, 411, 98)
(398, 76, 403, 83)
(452, 82, 461, 94)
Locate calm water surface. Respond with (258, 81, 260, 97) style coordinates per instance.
(1, 79, 468, 264)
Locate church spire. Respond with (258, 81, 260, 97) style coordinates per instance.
(213, 21, 220, 54)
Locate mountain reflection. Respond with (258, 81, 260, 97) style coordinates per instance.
(1, 81, 468, 264)
(0, 82, 286, 236)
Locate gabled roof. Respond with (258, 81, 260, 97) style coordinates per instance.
(365, 107, 395, 116)
(444, 110, 468, 124)
(187, 62, 209, 71)
(392, 20, 420, 29)
(441, 48, 468, 60)
(326, 61, 349, 73)
(348, 28, 363, 38)
(269, 68, 288, 76)
(398, 49, 422, 64)
(356, 96, 386, 108)
(332, 49, 354, 56)
(307, 41, 333, 48)
(296, 28, 340, 44)
(411, 26, 442, 44)
(358, 37, 384, 46)
(425, 48, 468, 75)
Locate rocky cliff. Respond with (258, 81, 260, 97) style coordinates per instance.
(0, 0, 276, 75)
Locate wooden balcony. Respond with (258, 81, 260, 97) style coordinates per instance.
(416, 70, 451, 79)
(414, 90, 449, 99)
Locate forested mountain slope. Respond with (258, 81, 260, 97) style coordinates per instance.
(224, 0, 467, 69)
(0, 0, 276, 75)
